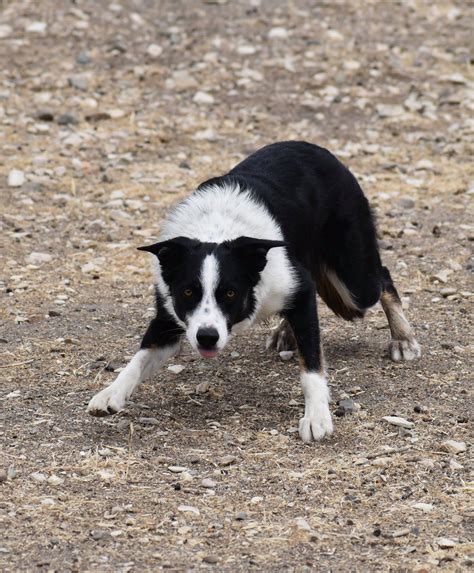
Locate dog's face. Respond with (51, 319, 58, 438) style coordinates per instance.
(139, 237, 285, 357)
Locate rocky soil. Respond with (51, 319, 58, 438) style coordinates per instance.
(1, 0, 473, 571)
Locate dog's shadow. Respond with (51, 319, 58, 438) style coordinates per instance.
(84, 333, 389, 447)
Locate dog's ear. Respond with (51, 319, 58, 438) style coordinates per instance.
(138, 237, 200, 267)
(225, 237, 286, 275)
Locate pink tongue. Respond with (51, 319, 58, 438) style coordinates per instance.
(199, 349, 218, 358)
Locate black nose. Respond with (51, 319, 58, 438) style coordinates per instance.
(197, 327, 219, 349)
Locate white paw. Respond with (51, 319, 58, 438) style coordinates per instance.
(87, 387, 126, 417)
(390, 338, 421, 362)
(298, 402, 334, 443)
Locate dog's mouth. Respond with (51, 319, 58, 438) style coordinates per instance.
(198, 348, 219, 359)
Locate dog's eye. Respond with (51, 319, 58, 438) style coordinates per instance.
(183, 288, 193, 297)
(226, 289, 236, 299)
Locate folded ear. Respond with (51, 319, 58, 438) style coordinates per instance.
(225, 236, 286, 275)
(138, 237, 200, 267)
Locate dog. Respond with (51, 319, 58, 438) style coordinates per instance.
(87, 141, 421, 442)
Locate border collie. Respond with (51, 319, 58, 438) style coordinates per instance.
(87, 141, 420, 442)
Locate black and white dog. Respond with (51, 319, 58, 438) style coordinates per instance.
(87, 141, 420, 442)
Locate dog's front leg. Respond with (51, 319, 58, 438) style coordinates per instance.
(284, 275, 333, 442)
(87, 316, 183, 417)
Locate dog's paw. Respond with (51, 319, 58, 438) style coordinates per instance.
(266, 320, 297, 352)
(87, 388, 126, 417)
(298, 402, 333, 443)
(389, 338, 421, 362)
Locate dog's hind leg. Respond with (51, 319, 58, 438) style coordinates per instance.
(380, 266, 421, 362)
(266, 318, 297, 353)
(87, 311, 183, 417)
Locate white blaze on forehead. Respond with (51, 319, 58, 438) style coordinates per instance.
(200, 254, 220, 300)
(184, 252, 229, 353)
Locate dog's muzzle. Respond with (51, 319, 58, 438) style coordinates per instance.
(196, 327, 219, 358)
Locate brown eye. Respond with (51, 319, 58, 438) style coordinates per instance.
(183, 288, 193, 297)
(226, 289, 236, 299)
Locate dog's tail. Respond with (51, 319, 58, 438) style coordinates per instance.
(315, 266, 365, 321)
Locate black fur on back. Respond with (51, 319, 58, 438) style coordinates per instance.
(199, 141, 383, 318)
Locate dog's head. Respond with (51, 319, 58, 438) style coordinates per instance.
(139, 237, 285, 357)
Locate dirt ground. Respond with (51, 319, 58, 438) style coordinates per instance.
(1, 0, 473, 571)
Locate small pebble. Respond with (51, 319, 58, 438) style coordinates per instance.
(193, 91, 215, 105)
(436, 537, 457, 548)
(30, 472, 47, 483)
(167, 364, 185, 374)
(412, 502, 433, 512)
(147, 44, 163, 58)
(90, 530, 109, 541)
(168, 466, 188, 473)
(279, 350, 294, 361)
(8, 170, 25, 188)
(268, 27, 289, 39)
(294, 517, 312, 532)
(335, 398, 359, 417)
(382, 416, 414, 429)
(219, 455, 237, 466)
(195, 381, 210, 394)
(201, 478, 217, 488)
(440, 440, 466, 455)
(26, 252, 53, 265)
(177, 504, 200, 516)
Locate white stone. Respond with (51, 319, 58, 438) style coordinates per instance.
(146, 44, 163, 58)
(376, 104, 405, 118)
(167, 364, 185, 374)
(440, 440, 466, 455)
(47, 475, 64, 486)
(326, 29, 344, 41)
(30, 472, 47, 483)
(344, 60, 361, 70)
(193, 91, 215, 105)
(436, 537, 457, 548)
(382, 416, 414, 429)
(193, 128, 217, 141)
(0, 25, 12, 38)
(412, 502, 433, 512)
(237, 45, 257, 55)
(279, 350, 294, 361)
(26, 252, 53, 265)
(294, 517, 312, 531)
(8, 169, 25, 187)
(26, 22, 47, 33)
(431, 269, 452, 283)
(268, 27, 288, 39)
(168, 465, 188, 473)
(449, 459, 463, 470)
(178, 505, 200, 516)
(107, 108, 126, 119)
(201, 478, 217, 488)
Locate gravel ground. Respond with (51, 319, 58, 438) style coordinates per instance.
(1, 1, 473, 571)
